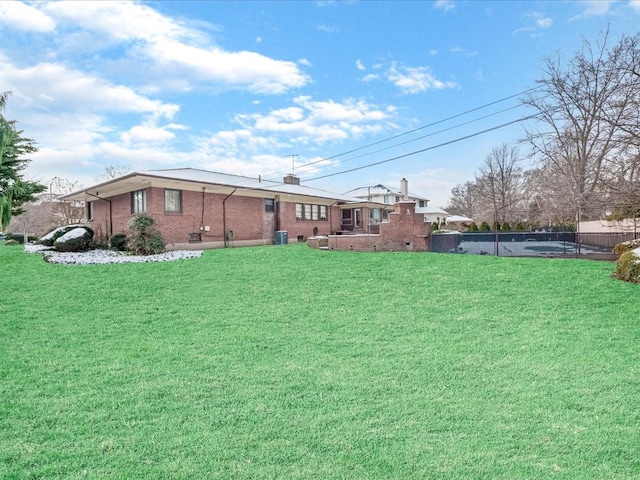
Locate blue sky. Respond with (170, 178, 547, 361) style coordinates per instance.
(1, 0, 639, 207)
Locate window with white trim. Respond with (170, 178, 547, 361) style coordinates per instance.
(164, 189, 182, 213)
(131, 189, 147, 214)
(296, 203, 328, 221)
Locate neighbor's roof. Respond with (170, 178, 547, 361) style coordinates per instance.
(416, 205, 450, 216)
(446, 214, 474, 223)
(61, 168, 367, 204)
(346, 184, 429, 201)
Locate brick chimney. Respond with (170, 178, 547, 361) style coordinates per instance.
(284, 174, 300, 185)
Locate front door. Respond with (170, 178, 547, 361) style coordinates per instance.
(354, 208, 362, 229)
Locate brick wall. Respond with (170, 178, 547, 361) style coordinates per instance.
(327, 201, 431, 252)
(88, 187, 344, 247)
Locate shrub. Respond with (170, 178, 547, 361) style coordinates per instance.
(468, 222, 479, 232)
(614, 249, 640, 283)
(109, 233, 128, 251)
(501, 221, 511, 231)
(40, 224, 86, 246)
(54, 226, 94, 252)
(613, 239, 640, 256)
(127, 215, 165, 256)
(479, 221, 491, 231)
(3, 233, 38, 244)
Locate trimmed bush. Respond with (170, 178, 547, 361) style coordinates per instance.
(127, 215, 165, 256)
(54, 226, 94, 252)
(614, 249, 640, 283)
(109, 233, 128, 251)
(40, 224, 86, 246)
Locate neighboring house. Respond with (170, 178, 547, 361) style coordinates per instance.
(347, 178, 429, 208)
(415, 205, 450, 226)
(62, 168, 391, 249)
(347, 178, 430, 233)
(444, 214, 474, 231)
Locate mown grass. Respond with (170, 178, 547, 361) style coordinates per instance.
(1, 244, 639, 479)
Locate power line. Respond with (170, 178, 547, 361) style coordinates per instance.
(288, 86, 542, 175)
(200, 87, 541, 191)
(294, 103, 526, 175)
(302, 114, 538, 182)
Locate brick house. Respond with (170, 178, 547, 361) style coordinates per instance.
(62, 168, 391, 249)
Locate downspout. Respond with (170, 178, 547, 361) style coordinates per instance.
(85, 192, 113, 237)
(222, 188, 237, 248)
(199, 187, 205, 231)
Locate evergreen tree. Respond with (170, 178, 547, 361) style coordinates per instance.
(0, 92, 46, 230)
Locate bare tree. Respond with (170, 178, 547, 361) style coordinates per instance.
(96, 164, 132, 182)
(50, 178, 86, 225)
(522, 31, 640, 220)
(474, 143, 528, 224)
(7, 199, 56, 241)
(446, 181, 479, 218)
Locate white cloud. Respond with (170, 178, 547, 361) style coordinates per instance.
(315, 24, 340, 33)
(36, 1, 310, 94)
(515, 11, 553, 36)
(203, 97, 394, 168)
(356, 59, 366, 71)
(536, 16, 553, 28)
(120, 122, 187, 146)
(631, 0, 640, 12)
(0, 1, 56, 32)
(386, 63, 457, 94)
(434, 0, 455, 12)
(573, 0, 616, 17)
(147, 38, 309, 94)
(362, 74, 380, 82)
(41, 1, 198, 44)
(450, 46, 478, 57)
(0, 59, 178, 118)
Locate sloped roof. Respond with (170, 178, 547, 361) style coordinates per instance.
(416, 205, 450, 215)
(446, 214, 474, 223)
(347, 184, 428, 201)
(61, 168, 365, 204)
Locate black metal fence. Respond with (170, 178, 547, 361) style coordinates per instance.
(430, 231, 636, 259)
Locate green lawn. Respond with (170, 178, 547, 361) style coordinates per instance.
(1, 244, 639, 479)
